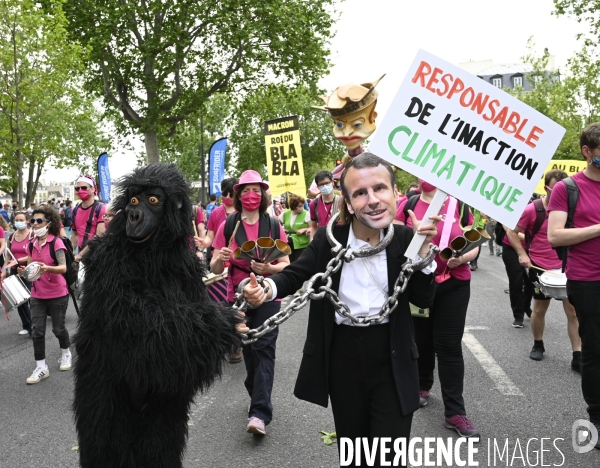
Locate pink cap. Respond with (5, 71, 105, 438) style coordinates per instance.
(233, 170, 269, 192)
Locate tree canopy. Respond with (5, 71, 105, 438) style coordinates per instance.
(59, 0, 337, 164)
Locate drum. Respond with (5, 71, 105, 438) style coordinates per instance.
(203, 269, 228, 304)
(2, 275, 31, 310)
(21, 262, 43, 282)
(537, 269, 568, 300)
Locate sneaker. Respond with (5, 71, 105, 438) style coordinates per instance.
(444, 414, 480, 438)
(469, 263, 478, 271)
(512, 319, 524, 328)
(419, 390, 430, 408)
(496, 250, 503, 256)
(59, 354, 72, 371)
(529, 346, 545, 361)
(228, 348, 243, 364)
(18, 329, 29, 335)
(489, 250, 495, 256)
(571, 355, 582, 374)
(26, 365, 50, 384)
(247, 416, 266, 435)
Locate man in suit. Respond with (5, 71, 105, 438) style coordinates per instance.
(243, 153, 438, 467)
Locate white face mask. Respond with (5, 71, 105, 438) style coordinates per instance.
(34, 223, 50, 238)
(14, 221, 27, 230)
(319, 183, 333, 196)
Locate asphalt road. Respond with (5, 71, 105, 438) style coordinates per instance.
(1, 246, 598, 467)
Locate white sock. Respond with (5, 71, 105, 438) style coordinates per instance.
(61, 348, 71, 357)
(36, 359, 46, 369)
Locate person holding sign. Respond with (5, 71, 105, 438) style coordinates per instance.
(548, 123, 600, 447)
(505, 170, 581, 369)
(394, 179, 480, 438)
(211, 170, 289, 436)
(243, 154, 440, 466)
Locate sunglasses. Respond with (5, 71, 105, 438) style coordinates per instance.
(30, 218, 50, 225)
(74, 186, 91, 192)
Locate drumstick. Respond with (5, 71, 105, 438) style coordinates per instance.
(529, 265, 563, 277)
(228, 216, 246, 249)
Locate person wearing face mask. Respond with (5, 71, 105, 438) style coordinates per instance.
(279, 195, 310, 262)
(548, 123, 600, 446)
(308, 171, 341, 241)
(211, 170, 289, 436)
(16, 206, 70, 384)
(394, 178, 480, 438)
(195, 178, 238, 263)
(2, 210, 32, 336)
(71, 175, 106, 263)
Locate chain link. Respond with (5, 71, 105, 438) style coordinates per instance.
(235, 213, 439, 344)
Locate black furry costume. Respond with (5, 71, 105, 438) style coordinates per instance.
(73, 164, 240, 468)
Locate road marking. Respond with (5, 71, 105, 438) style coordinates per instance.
(462, 329, 524, 396)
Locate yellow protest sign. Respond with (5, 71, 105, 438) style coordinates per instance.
(533, 159, 587, 194)
(264, 116, 306, 197)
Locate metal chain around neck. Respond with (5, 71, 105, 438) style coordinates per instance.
(234, 213, 439, 344)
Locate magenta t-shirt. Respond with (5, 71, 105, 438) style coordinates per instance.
(309, 197, 338, 228)
(29, 234, 68, 299)
(515, 201, 560, 270)
(72, 203, 106, 248)
(395, 196, 474, 281)
(213, 219, 288, 302)
(207, 206, 232, 234)
(10, 231, 32, 266)
(547, 171, 600, 281)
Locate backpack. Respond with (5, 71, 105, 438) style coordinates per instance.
(494, 221, 506, 245)
(553, 177, 580, 272)
(63, 207, 73, 227)
(313, 194, 341, 225)
(403, 194, 470, 228)
(524, 198, 546, 253)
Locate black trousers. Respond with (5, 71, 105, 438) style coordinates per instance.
(414, 277, 470, 416)
(31, 295, 70, 361)
(329, 323, 412, 468)
(567, 280, 600, 424)
(501, 244, 534, 320)
(241, 300, 280, 425)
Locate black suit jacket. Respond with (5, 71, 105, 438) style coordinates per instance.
(271, 223, 436, 416)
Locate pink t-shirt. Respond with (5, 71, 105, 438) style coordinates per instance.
(9, 231, 32, 266)
(515, 201, 560, 270)
(395, 196, 474, 281)
(309, 197, 339, 227)
(72, 202, 106, 248)
(29, 234, 68, 299)
(207, 205, 233, 234)
(547, 171, 600, 281)
(213, 219, 288, 302)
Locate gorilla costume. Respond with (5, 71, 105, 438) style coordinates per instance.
(73, 164, 240, 468)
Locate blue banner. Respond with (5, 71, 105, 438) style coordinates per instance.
(97, 152, 112, 202)
(209, 138, 227, 197)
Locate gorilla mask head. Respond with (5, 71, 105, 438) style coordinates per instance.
(125, 186, 167, 242)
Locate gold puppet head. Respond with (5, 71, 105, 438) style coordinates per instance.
(313, 74, 385, 150)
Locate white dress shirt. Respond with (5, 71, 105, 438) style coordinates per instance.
(265, 224, 436, 325)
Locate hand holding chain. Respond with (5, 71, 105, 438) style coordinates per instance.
(234, 212, 439, 344)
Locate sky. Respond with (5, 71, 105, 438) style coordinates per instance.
(44, 0, 586, 184)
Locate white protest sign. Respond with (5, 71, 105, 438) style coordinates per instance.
(369, 49, 566, 229)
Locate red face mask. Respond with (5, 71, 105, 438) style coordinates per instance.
(240, 192, 262, 211)
(419, 179, 437, 193)
(222, 197, 233, 207)
(77, 190, 92, 201)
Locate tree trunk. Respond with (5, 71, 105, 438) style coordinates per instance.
(25, 159, 35, 207)
(144, 129, 159, 163)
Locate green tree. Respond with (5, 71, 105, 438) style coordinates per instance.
(507, 42, 582, 160)
(0, 0, 107, 207)
(59, 0, 336, 164)
(228, 84, 341, 189)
